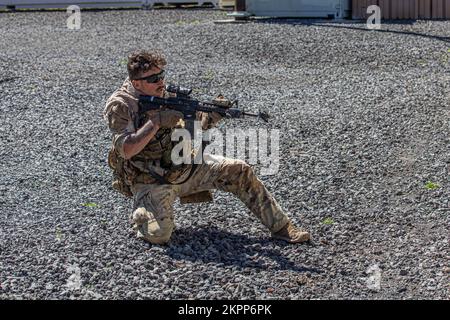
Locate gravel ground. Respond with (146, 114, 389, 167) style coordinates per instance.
(0, 8, 449, 300)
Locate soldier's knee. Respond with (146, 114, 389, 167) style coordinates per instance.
(230, 160, 255, 183)
(132, 207, 151, 225)
(144, 217, 174, 245)
(216, 159, 255, 192)
(228, 159, 253, 177)
(132, 208, 174, 245)
(241, 161, 254, 175)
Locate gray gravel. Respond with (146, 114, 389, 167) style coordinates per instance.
(0, 9, 449, 300)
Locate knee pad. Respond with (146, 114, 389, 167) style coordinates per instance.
(132, 207, 152, 225)
(140, 217, 174, 245)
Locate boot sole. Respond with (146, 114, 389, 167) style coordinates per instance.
(272, 234, 311, 244)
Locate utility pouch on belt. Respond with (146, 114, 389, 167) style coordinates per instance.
(108, 147, 133, 198)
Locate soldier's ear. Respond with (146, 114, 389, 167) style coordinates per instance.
(131, 79, 141, 89)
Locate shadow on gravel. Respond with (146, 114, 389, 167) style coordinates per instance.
(160, 226, 322, 274)
(255, 18, 450, 44)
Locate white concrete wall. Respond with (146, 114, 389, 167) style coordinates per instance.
(147, 0, 218, 8)
(245, 0, 351, 18)
(0, 0, 218, 9)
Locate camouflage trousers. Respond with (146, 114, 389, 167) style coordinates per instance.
(130, 154, 289, 245)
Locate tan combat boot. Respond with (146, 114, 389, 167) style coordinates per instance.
(272, 221, 311, 244)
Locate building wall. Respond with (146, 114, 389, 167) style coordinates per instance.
(352, 0, 450, 19)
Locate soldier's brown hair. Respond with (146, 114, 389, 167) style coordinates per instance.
(127, 49, 167, 80)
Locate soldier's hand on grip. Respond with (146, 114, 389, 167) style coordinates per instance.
(212, 94, 232, 108)
(208, 94, 232, 123)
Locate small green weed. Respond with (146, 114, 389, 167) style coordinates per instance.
(424, 181, 440, 190)
(82, 202, 99, 208)
(55, 228, 63, 241)
(119, 58, 128, 66)
(203, 69, 214, 80)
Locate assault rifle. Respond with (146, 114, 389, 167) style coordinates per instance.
(136, 85, 270, 185)
(138, 84, 270, 133)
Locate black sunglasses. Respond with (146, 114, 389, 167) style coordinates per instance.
(135, 70, 165, 83)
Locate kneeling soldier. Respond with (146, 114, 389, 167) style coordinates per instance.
(103, 49, 310, 245)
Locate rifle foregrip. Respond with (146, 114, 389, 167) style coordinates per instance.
(226, 108, 243, 118)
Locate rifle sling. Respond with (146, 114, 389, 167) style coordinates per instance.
(146, 164, 198, 186)
(146, 141, 208, 185)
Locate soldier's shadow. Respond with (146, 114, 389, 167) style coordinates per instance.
(162, 226, 322, 274)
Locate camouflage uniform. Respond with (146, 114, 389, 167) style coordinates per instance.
(104, 78, 290, 244)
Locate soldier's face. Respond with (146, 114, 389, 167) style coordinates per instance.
(132, 66, 166, 97)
